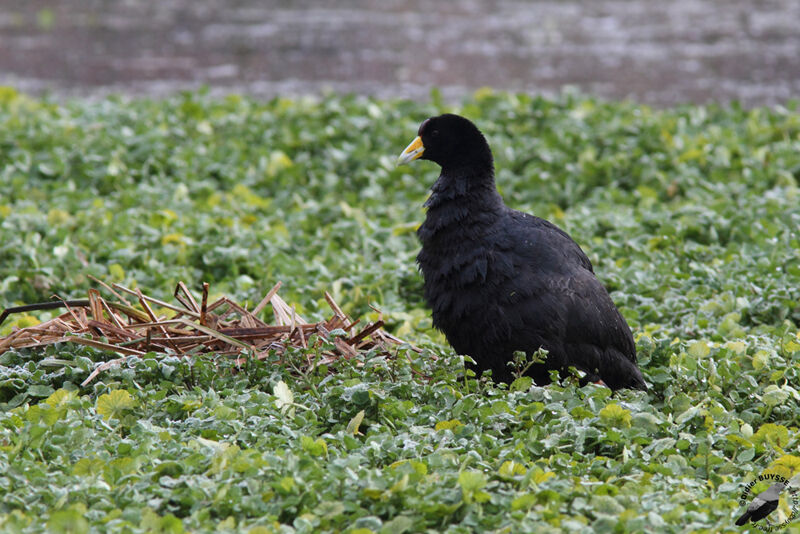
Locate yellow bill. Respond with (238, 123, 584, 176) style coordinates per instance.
(397, 136, 424, 166)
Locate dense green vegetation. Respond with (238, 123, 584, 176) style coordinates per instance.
(0, 87, 799, 533)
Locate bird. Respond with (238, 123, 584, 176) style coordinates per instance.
(735, 483, 784, 526)
(397, 113, 646, 390)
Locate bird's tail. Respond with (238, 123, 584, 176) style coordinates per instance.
(735, 511, 751, 526)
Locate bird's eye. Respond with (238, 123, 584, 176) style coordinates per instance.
(431, 129, 440, 137)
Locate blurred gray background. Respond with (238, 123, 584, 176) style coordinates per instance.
(1, 0, 798, 106)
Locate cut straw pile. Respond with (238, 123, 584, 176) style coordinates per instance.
(0, 278, 418, 386)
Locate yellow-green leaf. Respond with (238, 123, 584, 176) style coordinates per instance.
(267, 150, 293, 177)
(363, 488, 384, 500)
(532, 468, 556, 484)
(274, 381, 295, 417)
(108, 263, 125, 281)
(300, 435, 328, 458)
(687, 340, 710, 358)
(753, 423, 789, 451)
(724, 341, 746, 355)
(599, 403, 632, 428)
(96, 390, 136, 421)
(498, 460, 527, 478)
(752, 349, 771, 370)
(72, 457, 105, 477)
(434, 419, 463, 431)
(346, 410, 365, 435)
(767, 454, 800, 480)
(45, 389, 77, 409)
(511, 493, 537, 511)
(161, 233, 186, 246)
(390, 473, 409, 493)
(458, 470, 487, 492)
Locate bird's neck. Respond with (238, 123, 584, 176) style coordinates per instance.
(418, 167, 504, 243)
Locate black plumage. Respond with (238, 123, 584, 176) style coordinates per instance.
(735, 483, 783, 526)
(398, 114, 646, 390)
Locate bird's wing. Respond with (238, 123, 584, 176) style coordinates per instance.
(760, 484, 785, 501)
(496, 212, 635, 360)
(508, 211, 594, 271)
(562, 269, 637, 360)
(483, 211, 642, 389)
(748, 496, 768, 512)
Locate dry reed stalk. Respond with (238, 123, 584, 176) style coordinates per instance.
(0, 279, 421, 385)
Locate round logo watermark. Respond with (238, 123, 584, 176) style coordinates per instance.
(735, 473, 799, 531)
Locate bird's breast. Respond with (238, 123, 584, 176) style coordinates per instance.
(417, 234, 515, 323)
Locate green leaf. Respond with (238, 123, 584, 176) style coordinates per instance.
(510, 376, 533, 392)
(140, 509, 184, 533)
(315, 501, 345, 519)
(46, 506, 89, 534)
(762, 385, 789, 407)
(380, 515, 415, 534)
(1, 91, 799, 533)
(645, 437, 676, 459)
(590, 494, 625, 515)
(28, 385, 55, 398)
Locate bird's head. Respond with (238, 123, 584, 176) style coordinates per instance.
(397, 114, 493, 173)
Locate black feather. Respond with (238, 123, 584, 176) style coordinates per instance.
(411, 114, 646, 390)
